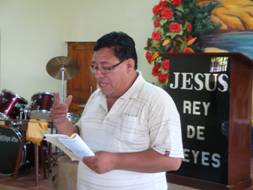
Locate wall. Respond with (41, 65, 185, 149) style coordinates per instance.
(0, 0, 156, 100)
(0, 30, 1, 89)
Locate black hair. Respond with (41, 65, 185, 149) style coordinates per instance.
(94, 31, 138, 69)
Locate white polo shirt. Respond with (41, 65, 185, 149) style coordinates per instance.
(76, 73, 184, 190)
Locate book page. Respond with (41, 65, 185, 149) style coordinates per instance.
(44, 133, 94, 161)
(58, 133, 94, 159)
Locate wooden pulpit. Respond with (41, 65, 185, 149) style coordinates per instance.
(165, 53, 252, 190)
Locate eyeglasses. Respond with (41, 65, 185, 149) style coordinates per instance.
(90, 60, 124, 74)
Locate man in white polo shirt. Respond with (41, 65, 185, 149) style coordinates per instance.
(51, 31, 184, 190)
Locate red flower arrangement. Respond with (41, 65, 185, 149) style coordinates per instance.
(145, 0, 197, 85)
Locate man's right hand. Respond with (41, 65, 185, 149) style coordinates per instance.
(51, 93, 73, 131)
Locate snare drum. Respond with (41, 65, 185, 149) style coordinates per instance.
(0, 90, 28, 121)
(30, 91, 54, 120)
(0, 126, 27, 175)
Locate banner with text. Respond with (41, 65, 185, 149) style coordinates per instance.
(167, 54, 230, 184)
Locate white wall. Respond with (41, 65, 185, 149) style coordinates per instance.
(0, 0, 157, 101)
(0, 30, 1, 89)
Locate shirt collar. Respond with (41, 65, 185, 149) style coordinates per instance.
(119, 71, 145, 100)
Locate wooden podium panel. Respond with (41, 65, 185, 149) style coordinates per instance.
(165, 53, 252, 189)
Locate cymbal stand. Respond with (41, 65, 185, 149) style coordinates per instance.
(60, 65, 66, 103)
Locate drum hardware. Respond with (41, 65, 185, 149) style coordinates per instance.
(66, 112, 80, 124)
(46, 56, 80, 102)
(19, 108, 30, 121)
(0, 112, 9, 121)
(0, 96, 8, 104)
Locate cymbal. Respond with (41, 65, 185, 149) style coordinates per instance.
(46, 56, 80, 80)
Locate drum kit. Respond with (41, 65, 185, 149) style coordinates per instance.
(0, 56, 80, 176)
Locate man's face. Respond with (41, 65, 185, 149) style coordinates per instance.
(91, 47, 133, 98)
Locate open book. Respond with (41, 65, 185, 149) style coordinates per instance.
(44, 133, 94, 161)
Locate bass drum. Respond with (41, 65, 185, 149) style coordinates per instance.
(0, 126, 31, 175)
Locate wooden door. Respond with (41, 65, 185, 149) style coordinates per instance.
(67, 42, 96, 114)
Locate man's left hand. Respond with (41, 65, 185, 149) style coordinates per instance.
(82, 151, 117, 174)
